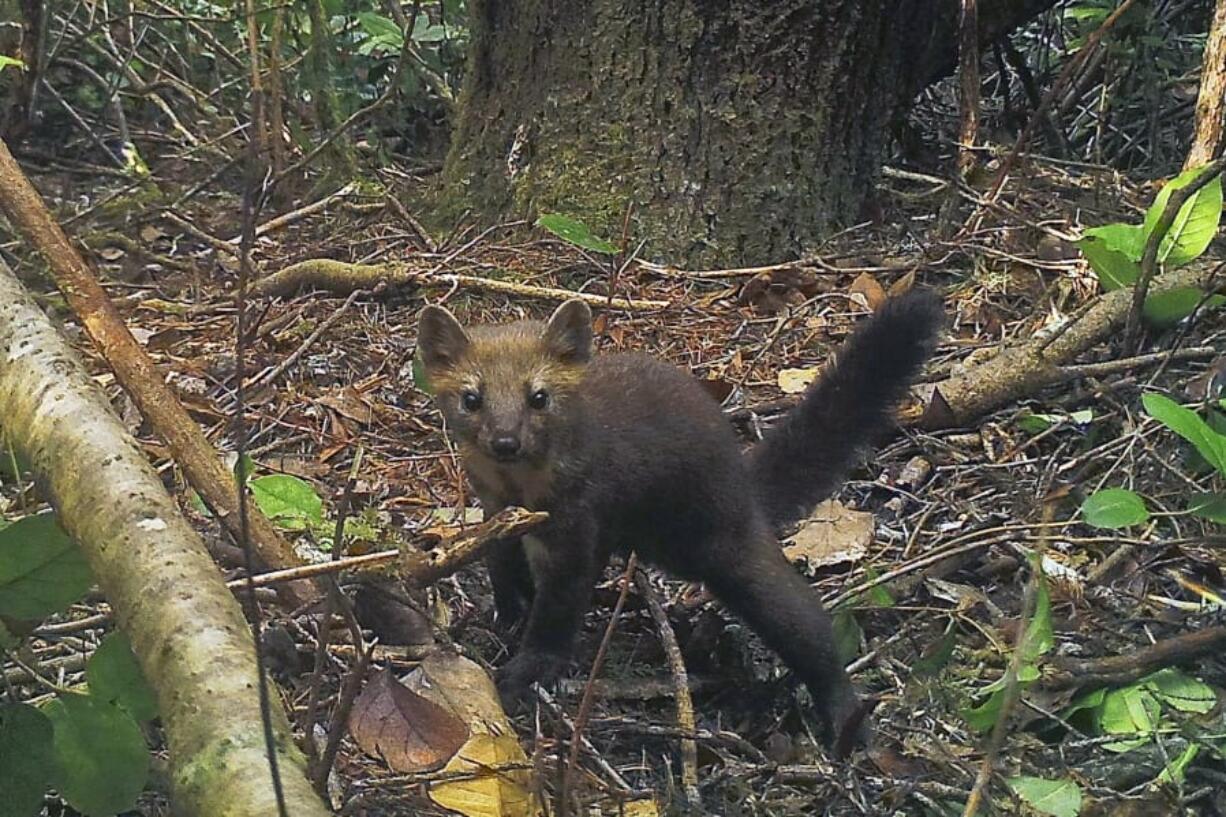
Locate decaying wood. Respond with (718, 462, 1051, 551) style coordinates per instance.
(1186, 0, 1226, 169)
(253, 258, 671, 310)
(0, 138, 315, 607)
(227, 506, 546, 588)
(397, 507, 550, 586)
(1042, 626, 1226, 691)
(0, 259, 330, 817)
(956, 0, 981, 178)
(921, 262, 1222, 429)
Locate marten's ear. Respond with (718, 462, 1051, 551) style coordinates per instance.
(417, 304, 471, 369)
(542, 299, 593, 364)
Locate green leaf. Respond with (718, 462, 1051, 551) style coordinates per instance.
(1099, 683, 1159, 751)
(535, 214, 618, 254)
(1006, 777, 1082, 817)
(0, 513, 93, 619)
(411, 350, 431, 395)
(965, 664, 1040, 731)
(0, 55, 25, 72)
(0, 703, 56, 817)
(963, 689, 1004, 732)
(44, 693, 149, 816)
(1017, 409, 1093, 434)
(1079, 225, 1143, 291)
(356, 12, 404, 49)
(863, 566, 895, 608)
(1081, 488, 1149, 529)
(1082, 222, 1145, 259)
(1063, 687, 1107, 719)
(250, 474, 325, 531)
(912, 622, 958, 678)
(233, 452, 256, 487)
(87, 633, 158, 722)
(411, 13, 450, 42)
(187, 490, 212, 517)
(1142, 166, 1224, 267)
(1188, 492, 1226, 523)
(1023, 571, 1054, 661)
(1157, 743, 1200, 785)
(832, 608, 862, 665)
(1142, 393, 1226, 475)
(1142, 668, 1217, 714)
(1142, 288, 1225, 327)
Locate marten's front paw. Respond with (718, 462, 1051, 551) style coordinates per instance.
(495, 650, 565, 709)
(825, 691, 876, 759)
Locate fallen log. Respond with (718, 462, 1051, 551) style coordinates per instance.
(921, 263, 1222, 429)
(253, 257, 671, 310)
(0, 258, 330, 817)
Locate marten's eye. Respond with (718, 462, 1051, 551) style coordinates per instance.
(461, 391, 482, 412)
(528, 389, 550, 410)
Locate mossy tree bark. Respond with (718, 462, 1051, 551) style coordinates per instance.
(443, 0, 1057, 266)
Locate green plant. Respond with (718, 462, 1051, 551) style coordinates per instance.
(962, 568, 1054, 732)
(535, 213, 619, 255)
(1080, 393, 1226, 528)
(0, 514, 156, 817)
(1064, 668, 1217, 759)
(1007, 775, 1083, 817)
(1077, 164, 1224, 327)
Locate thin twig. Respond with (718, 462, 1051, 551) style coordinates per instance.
(246, 289, 362, 392)
(302, 447, 364, 771)
(635, 569, 700, 808)
(314, 643, 375, 793)
(235, 149, 289, 816)
(962, 502, 1055, 817)
(559, 554, 638, 817)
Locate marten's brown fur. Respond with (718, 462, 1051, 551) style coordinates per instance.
(416, 292, 944, 749)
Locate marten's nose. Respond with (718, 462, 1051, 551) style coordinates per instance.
(491, 435, 521, 459)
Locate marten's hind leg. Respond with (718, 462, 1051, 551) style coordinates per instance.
(696, 526, 866, 751)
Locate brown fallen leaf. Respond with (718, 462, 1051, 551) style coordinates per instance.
(353, 585, 435, 648)
(782, 499, 874, 569)
(848, 272, 886, 311)
(317, 386, 374, 425)
(348, 668, 469, 772)
(887, 268, 916, 297)
(622, 800, 661, 817)
(403, 650, 511, 735)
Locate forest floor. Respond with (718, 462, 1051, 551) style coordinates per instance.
(4, 140, 1226, 817)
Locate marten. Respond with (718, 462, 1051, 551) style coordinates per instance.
(415, 290, 944, 750)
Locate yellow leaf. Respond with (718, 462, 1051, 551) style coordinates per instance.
(621, 799, 660, 817)
(428, 733, 539, 817)
(777, 367, 819, 394)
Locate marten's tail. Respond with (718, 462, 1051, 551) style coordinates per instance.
(749, 289, 945, 532)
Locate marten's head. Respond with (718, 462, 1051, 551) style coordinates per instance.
(416, 300, 592, 465)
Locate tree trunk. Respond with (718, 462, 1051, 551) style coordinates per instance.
(442, 0, 1057, 266)
(1185, 0, 1226, 169)
(0, 259, 331, 817)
